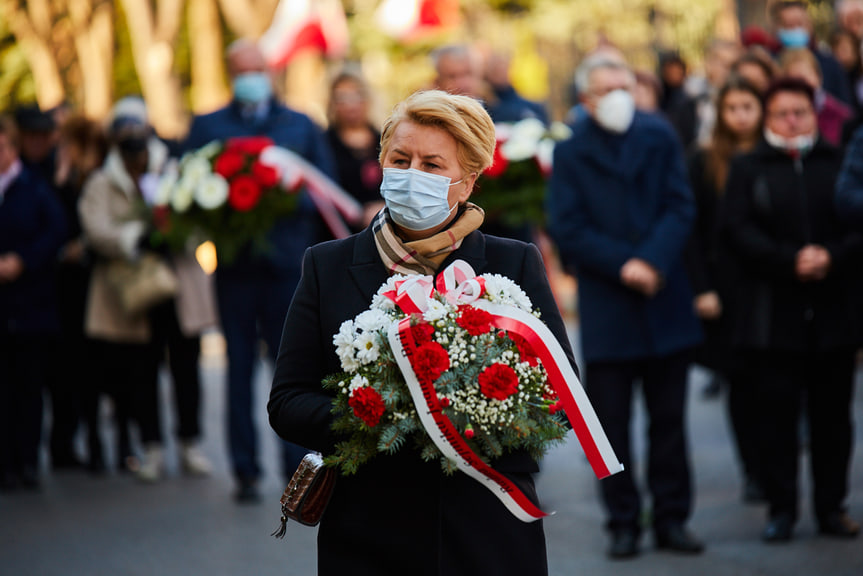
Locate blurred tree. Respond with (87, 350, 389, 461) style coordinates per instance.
(118, 0, 185, 138)
(188, 0, 230, 113)
(216, 0, 279, 38)
(68, 0, 114, 119)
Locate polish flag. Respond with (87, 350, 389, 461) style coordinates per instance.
(376, 0, 461, 42)
(259, 0, 349, 69)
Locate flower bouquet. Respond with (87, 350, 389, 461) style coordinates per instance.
(150, 136, 301, 264)
(323, 260, 622, 522)
(473, 119, 572, 229)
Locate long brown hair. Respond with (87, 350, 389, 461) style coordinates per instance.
(705, 76, 763, 193)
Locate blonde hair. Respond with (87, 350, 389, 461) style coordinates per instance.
(379, 90, 495, 176)
(779, 48, 822, 81)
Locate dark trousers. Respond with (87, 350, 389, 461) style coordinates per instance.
(215, 266, 306, 481)
(726, 357, 760, 486)
(750, 348, 856, 522)
(149, 300, 202, 441)
(586, 351, 693, 533)
(0, 334, 46, 482)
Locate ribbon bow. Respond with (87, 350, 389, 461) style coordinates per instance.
(384, 260, 486, 315)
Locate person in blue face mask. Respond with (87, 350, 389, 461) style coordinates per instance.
(770, 0, 853, 105)
(183, 38, 336, 504)
(269, 90, 578, 576)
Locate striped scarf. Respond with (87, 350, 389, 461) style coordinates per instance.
(373, 203, 485, 276)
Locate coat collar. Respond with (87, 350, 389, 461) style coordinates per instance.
(566, 112, 654, 179)
(347, 225, 489, 298)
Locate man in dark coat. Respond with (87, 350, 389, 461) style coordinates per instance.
(722, 77, 861, 542)
(547, 53, 704, 559)
(0, 115, 67, 490)
(183, 39, 335, 503)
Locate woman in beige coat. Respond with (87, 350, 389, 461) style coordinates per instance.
(79, 104, 217, 481)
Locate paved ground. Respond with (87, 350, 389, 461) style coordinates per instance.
(1, 330, 862, 576)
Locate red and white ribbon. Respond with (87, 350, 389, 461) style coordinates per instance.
(259, 146, 362, 239)
(386, 259, 623, 521)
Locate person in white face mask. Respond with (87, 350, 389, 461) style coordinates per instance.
(269, 90, 578, 576)
(721, 76, 862, 543)
(547, 52, 705, 559)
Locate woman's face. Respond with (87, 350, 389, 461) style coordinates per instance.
(331, 79, 369, 127)
(381, 120, 476, 236)
(721, 89, 762, 139)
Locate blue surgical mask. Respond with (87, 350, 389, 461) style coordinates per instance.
(380, 168, 463, 231)
(777, 27, 810, 48)
(233, 72, 272, 104)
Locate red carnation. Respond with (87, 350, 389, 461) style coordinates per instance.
(509, 333, 539, 367)
(348, 387, 386, 427)
(226, 136, 274, 155)
(410, 322, 435, 345)
(456, 305, 494, 336)
(251, 160, 280, 188)
(411, 341, 450, 384)
(483, 143, 509, 179)
(228, 175, 263, 211)
(478, 363, 519, 401)
(214, 150, 245, 179)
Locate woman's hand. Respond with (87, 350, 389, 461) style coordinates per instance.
(694, 291, 722, 320)
(795, 245, 831, 282)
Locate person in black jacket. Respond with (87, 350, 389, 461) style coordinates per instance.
(0, 115, 67, 491)
(721, 77, 862, 542)
(685, 76, 764, 501)
(269, 90, 577, 575)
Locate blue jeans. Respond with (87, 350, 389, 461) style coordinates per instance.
(215, 264, 307, 482)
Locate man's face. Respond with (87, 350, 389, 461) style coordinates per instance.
(582, 67, 633, 117)
(765, 91, 817, 139)
(228, 44, 269, 79)
(0, 134, 18, 174)
(435, 53, 481, 98)
(776, 6, 811, 32)
(18, 130, 54, 164)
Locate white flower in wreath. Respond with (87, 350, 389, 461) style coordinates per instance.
(500, 135, 538, 162)
(483, 274, 534, 312)
(536, 138, 556, 174)
(354, 308, 391, 333)
(334, 320, 358, 370)
(423, 298, 451, 323)
(182, 156, 212, 186)
(548, 121, 573, 142)
(195, 174, 229, 210)
(349, 374, 369, 394)
(170, 178, 196, 213)
(154, 170, 178, 207)
(196, 140, 223, 161)
(354, 331, 380, 364)
(371, 293, 396, 311)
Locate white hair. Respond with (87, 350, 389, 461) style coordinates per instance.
(574, 53, 633, 95)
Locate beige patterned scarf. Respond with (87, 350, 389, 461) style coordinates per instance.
(373, 203, 485, 276)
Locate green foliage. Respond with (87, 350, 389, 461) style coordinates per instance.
(474, 158, 547, 228)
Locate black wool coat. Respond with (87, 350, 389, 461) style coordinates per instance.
(268, 224, 577, 576)
(720, 139, 863, 351)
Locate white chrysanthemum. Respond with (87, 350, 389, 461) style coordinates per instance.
(482, 274, 533, 312)
(170, 178, 195, 213)
(511, 117, 547, 142)
(154, 171, 177, 206)
(195, 174, 229, 209)
(423, 298, 451, 323)
(183, 156, 212, 186)
(494, 123, 514, 142)
(349, 374, 369, 394)
(354, 308, 391, 333)
(333, 320, 357, 368)
(354, 331, 380, 364)
(501, 136, 538, 162)
(371, 293, 396, 311)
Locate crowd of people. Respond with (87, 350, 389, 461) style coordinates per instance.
(1, 0, 863, 570)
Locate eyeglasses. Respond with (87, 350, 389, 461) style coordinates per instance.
(768, 107, 813, 120)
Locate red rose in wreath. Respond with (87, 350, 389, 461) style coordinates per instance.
(252, 160, 280, 188)
(456, 305, 494, 336)
(214, 150, 245, 180)
(349, 386, 386, 427)
(478, 363, 519, 401)
(226, 136, 274, 155)
(412, 341, 450, 384)
(483, 142, 509, 179)
(228, 175, 263, 211)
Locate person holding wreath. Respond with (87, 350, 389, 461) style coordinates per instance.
(268, 90, 577, 575)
